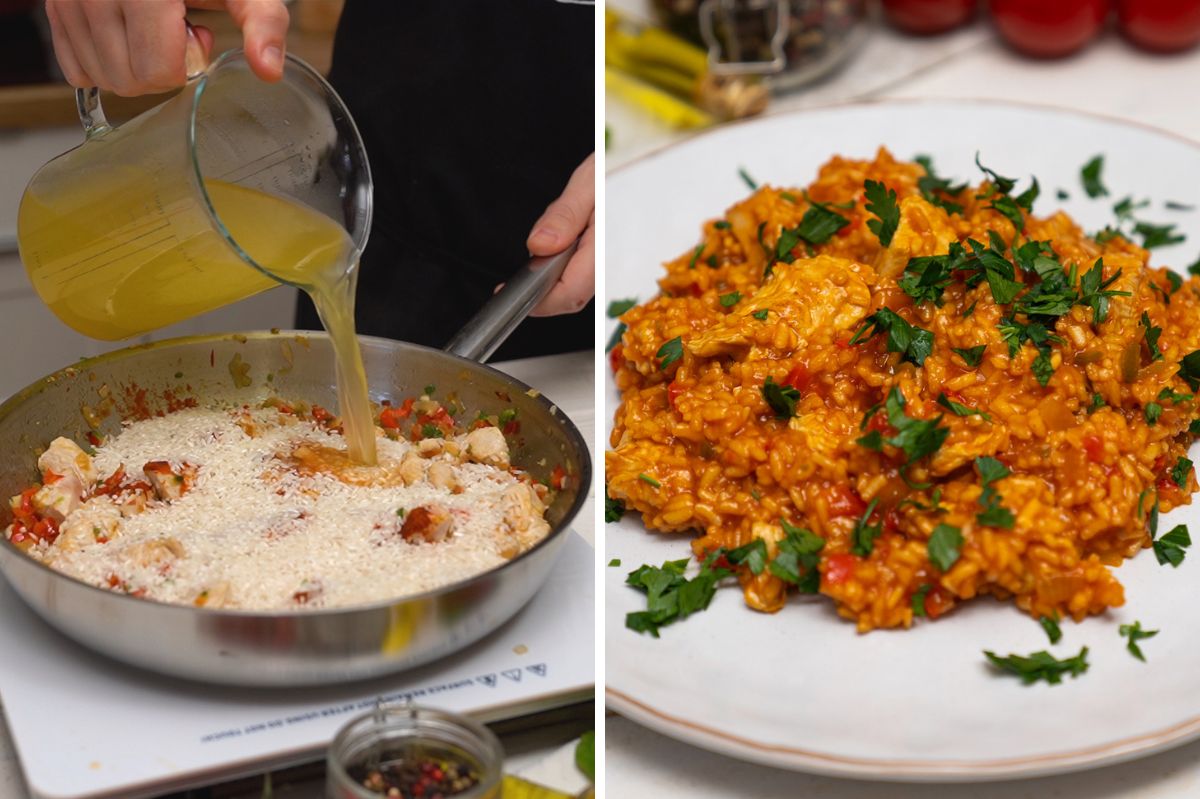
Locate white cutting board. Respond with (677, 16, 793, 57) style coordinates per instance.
(0, 532, 594, 799)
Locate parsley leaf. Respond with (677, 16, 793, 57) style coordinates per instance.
(978, 503, 1017, 528)
(607, 298, 637, 317)
(1136, 221, 1185, 249)
(864, 179, 900, 247)
(928, 523, 963, 572)
(975, 456, 1016, 529)
(657, 336, 683, 370)
(1154, 524, 1191, 567)
(1089, 393, 1106, 412)
(795, 204, 850, 245)
(1145, 403, 1163, 425)
(1172, 456, 1193, 488)
(606, 322, 626, 353)
(1031, 349, 1055, 387)
(915, 154, 966, 214)
(1081, 155, 1108, 198)
(687, 244, 705, 269)
(953, 345, 987, 367)
(989, 194, 1026, 233)
(984, 647, 1090, 685)
(762, 376, 800, 420)
(849, 308, 935, 366)
(752, 309, 769, 321)
(625, 554, 731, 637)
(604, 491, 625, 523)
(1113, 195, 1148, 221)
(850, 498, 883, 557)
(609, 559, 621, 567)
(937, 392, 991, 421)
(975, 153, 1017, 196)
(770, 519, 825, 592)
(963, 238, 1024, 304)
(1159, 387, 1193, 405)
(1191, 419, 1200, 435)
(859, 388, 950, 467)
(738, 167, 758, 191)
(1119, 621, 1158, 662)
(1040, 614, 1062, 644)
(727, 538, 768, 575)
(1142, 312, 1164, 361)
(1078, 259, 1130, 326)
(1178, 350, 1200, 391)
(1057, 188, 1070, 200)
(911, 584, 931, 617)
(899, 253, 956, 306)
(1015, 177, 1040, 213)
(775, 226, 802, 264)
(719, 291, 741, 307)
(714, 220, 731, 230)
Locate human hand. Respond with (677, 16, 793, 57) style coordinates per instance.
(45, 0, 290, 96)
(526, 152, 596, 317)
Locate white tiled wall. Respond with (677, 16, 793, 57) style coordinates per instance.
(0, 126, 298, 402)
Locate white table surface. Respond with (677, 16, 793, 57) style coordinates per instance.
(605, 7, 1200, 798)
(0, 349, 596, 799)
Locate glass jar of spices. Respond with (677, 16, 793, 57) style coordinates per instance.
(326, 704, 503, 799)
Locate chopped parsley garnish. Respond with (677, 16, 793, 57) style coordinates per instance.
(638, 473, 661, 488)
(770, 519, 825, 592)
(738, 166, 758, 191)
(752, 309, 769, 321)
(864, 179, 900, 247)
(1142, 312, 1164, 361)
(975, 153, 1017, 196)
(1166, 200, 1195, 211)
(420, 424, 444, 439)
(850, 498, 883, 557)
(1031, 350, 1055, 387)
(1171, 456, 1193, 488)
(927, 523, 963, 572)
(1154, 524, 1191, 567)
(1078, 259, 1129, 325)
(899, 254, 955, 306)
(719, 291, 741, 307)
(1191, 420, 1200, 435)
(1119, 621, 1158, 662)
(1145, 403, 1163, 425)
(953, 345, 987, 367)
(714, 220, 731, 230)
(1040, 614, 1062, 644)
(1015, 177, 1040, 213)
(856, 387, 950, 468)
(1089, 393, 1106, 412)
(975, 456, 1015, 529)
(1113, 195, 1149, 221)
(423, 384, 436, 396)
(1178, 350, 1200, 391)
(762, 376, 800, 420)
(625, 553, 730, 637)
(1094, 226, 1123, 245)
(607, 298, 637, 317)
(1190, 255, 1200, 276)
(914, 154, 966, 214)
(988, 194, 1026, 233)
(609, 559, 621, 567)
(985, 647, 1089, 685)
(1081, 155, 1108, 198)
(774, 226, 803, 263)
(962, 301, 977, 318)
(1135, 221, 1185, 249)
(911, 584, 931, 617)
(1159, 387, 1193, 405)
(964, 238, 1024, 304)
(1166, 270, 1183, 293)
(687, 243, 705, 269)
(605, 491, 625, 523)
(606, 322, 626, 353)
(706, 254, 719, 268)
(936, 392, 990, 421)
(1056, 188, 1069, 200)
(726, 538, 768, 575)
(657, 336, 683, 370)
(795, 204, 850, 245)
(849, 308, 934, 366)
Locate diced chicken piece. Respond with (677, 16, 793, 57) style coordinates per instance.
(38, 437, 98, 489)
(399, 504, 454, 544)
(32, 478, 84, 522)
(874, 195, 959, 280)
(398, 451, 426, 486)
(128, 536, 185, 569)
(142, 461, 196, 501)
(55, 505, 122, 552)
(426, 462, 459, 492)
(499, 483, 550, 556)
(233, 411, 259, 438)
(465, 426, 510, 468)
(418, 438, 445, 457)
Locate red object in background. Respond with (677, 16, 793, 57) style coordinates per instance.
(1117, 0, 1200, 52)
(990, 0, 1108, 57)
(882, 0, 977, 34)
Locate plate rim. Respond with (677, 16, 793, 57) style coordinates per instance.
(604, 97, 1200, 780)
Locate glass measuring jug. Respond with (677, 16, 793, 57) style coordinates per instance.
(17, 48, 373, 340)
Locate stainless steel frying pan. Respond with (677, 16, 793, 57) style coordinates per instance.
(0, 249, 591, 686)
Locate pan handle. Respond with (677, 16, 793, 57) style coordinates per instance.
(443, 239, 580, 362)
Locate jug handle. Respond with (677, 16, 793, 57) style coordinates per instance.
(74, 21, 209, 141)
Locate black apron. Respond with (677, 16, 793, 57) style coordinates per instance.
(295, 0, 596, 361)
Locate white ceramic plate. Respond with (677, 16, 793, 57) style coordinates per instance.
(604, 100, 1200, 781)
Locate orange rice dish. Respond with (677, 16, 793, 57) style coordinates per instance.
(606, 148, 1200, 632)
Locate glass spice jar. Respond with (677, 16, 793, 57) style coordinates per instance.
(326, 704, 504, 799)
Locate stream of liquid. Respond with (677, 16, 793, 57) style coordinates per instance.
(20, 178, 378, 465)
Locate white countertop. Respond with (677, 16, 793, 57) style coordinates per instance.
(0, 349, 596, 799)
(605, 9, 1200, 798)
